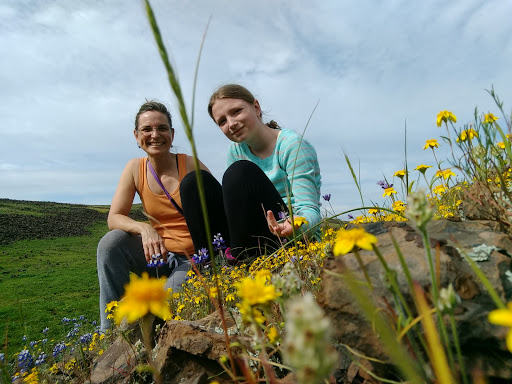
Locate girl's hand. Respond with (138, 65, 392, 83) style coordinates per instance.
(266, 210, 293, 237)
(140, 224, 168, 262)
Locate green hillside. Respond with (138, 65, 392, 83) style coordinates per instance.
(0, 199, 144, 354)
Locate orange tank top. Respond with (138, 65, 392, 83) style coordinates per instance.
(138, 154, 195, 255)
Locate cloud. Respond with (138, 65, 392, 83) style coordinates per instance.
(1, 0, 511, 215)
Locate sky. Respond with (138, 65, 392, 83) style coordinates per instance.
(1, 0, 511, 216)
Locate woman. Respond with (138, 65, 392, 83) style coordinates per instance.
(207, 84, 322, 260)
(97, 101, 228, 331)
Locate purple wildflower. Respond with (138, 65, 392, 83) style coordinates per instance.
(348, 214, 354, 220)
(322, 193, 331, 202)
(278, 211, 287, 221)
(377, 180, 392, 189)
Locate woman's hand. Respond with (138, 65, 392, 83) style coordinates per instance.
(266, 210, 293, 237)
(140, 223, 168, 263)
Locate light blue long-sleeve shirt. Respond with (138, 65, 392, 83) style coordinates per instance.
(227, 129, 322, 235)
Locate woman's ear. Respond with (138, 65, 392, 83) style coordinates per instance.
(133, 130, 141, 147)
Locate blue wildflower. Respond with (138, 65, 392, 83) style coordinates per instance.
(35, 352, 47, 366)
(18, 349, 33, 372)
(52, 342, 66, 357)
(79, 333, 93, 344)
(91, 320, 97, 326)
(22, 335, 28, 342)
(212, 233, 226, 251)
(67, 327, 79, 339)
(29, 341, 37, 348)
(0, 352, 4, 364)
(62, 317, 71, 323)
(42, 327, 49, 334)
(322, 193, 331, 202)
(148, 253, 166, 268)
(42, 338, 47, 344)
(79, 315, 85, 321)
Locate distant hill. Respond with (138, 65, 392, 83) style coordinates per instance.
(0, 199, 145, 245)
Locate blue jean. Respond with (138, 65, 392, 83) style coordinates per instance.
(96, 229, 190, 331)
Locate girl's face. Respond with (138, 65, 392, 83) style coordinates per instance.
(211, 98, 262, 143)
(134, 111, 174, 155)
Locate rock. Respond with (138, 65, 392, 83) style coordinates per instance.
(318, 219, 512, 380)
(154, 311, 238, 383)
(89, 336, 136, 384)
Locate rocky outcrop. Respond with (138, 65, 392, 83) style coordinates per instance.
(318, 219, 512, 380)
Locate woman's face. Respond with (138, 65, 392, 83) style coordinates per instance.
(211, 98, 261, 143)
(134, 111, 174, 155)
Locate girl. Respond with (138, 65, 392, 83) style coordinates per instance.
(208, 84, 322, 260)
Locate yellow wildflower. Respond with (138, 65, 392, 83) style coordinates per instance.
(293, 216, 308, 228)
(23, 368, 39, 384)
(238, 302, 266, 324)
(114, 272, 172, 325)
(333, 228, 378, 256)
(437, 110, 457, 127)
(49, 364, 59, 374)
(393, 169, 406, 178)
(392, 200, 406, 213)
(456, 129, 478, 142)
(497, 142, 506, 149)
(235, 275, 279, 306)
(383, 187, 397, 197)
(414, 164, 432, 174)
(225, 293, 235, 302)
(210, 287, 218, 298)
(488, 302, 512, 352)
(268, 326, 280, 344)
(368, 208, 378, 215)
(436, 169, 456, 180)
(105, 300, 118, 313)
(484, 113, 499, 124)
(423, 139, 439, 150)
(255, 269, 272, 281)
(432, 185, 446, 195)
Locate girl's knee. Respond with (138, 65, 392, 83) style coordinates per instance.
(223, 160, 262, 188)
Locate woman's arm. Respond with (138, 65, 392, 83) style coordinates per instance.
(280, 131, 322, 234)
(107, 158, 167, 262)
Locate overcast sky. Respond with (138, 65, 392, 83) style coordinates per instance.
(1, 0, 511, 216)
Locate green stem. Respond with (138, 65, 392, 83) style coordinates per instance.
(140, 315, 162, 384)
(353, 249, 372, 290)
(450, 314, 468, 384)
(420, 230, 438, 301)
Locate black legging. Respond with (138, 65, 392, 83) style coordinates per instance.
(180, 160, 286, 261)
